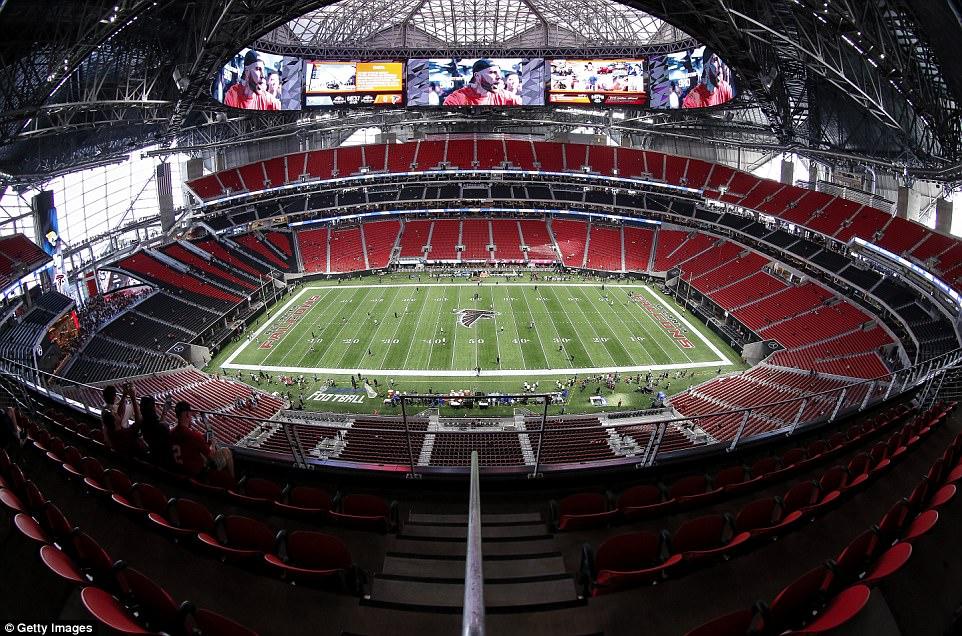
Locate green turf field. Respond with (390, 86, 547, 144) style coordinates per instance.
(206, 274, 746, 416)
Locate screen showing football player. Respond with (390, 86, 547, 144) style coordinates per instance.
(442, 59, 522, 106)
(224, 50, 280, 111)
(681, 48, 733, 109)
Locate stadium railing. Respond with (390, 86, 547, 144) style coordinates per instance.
(463, 450, 485, 636)
(1, 349, 961, 477)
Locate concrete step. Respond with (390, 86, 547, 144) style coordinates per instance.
(406, 511, 542, 525)
(386, 537, 559, 558)
(368, 577, 581, 612)
(381, 555, 567, 581)
(400, 523, 549, 541)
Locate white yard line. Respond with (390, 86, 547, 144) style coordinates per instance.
(519, 285, 557, 369)
(423, 287, 448, 370)
(488, 287, 503, 369)
(546, 286, 603, 368)
(323, 288, 378, 367)
(450, 286, 461, 369)
(290, 289, 360, 368)
(376, 289, 415, 368)
(562, 286, 617, 367)
(348, 287, 404, 369)
(398, 288, 430, 368)
(583, 286, 678, 365)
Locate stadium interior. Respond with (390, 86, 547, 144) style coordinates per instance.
(2, 0, 962, 634)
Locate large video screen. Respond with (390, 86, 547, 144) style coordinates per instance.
(548, 59, 647, 106)
(407, 58, 546, 107)
(649, 46, 736, 109)
(303, 60, 404, 108)
(212, 48, 302, 111)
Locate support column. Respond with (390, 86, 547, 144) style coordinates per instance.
(896, 185, 921, 222)
(935, 197, 954, 234)
(780, 159, 794, 185)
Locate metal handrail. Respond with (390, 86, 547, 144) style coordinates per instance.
(462, 450, 485, 636)
(3, 347, 962, 476)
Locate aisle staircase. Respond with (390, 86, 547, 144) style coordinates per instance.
(367, 509, 581, 612)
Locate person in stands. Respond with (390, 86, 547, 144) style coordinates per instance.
(101, 383, 143, 455)
(171, 401, 235, 479)
(139, 395, 173, 468)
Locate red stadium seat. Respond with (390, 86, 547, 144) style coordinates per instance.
(111, 482, 168, 517)
(331, 494, 394, 532)
(671, 514, 749, 564)
(115, 566, 185, 632)
(792, 585, 871, 634)
(587, 531, 681, 595)
(264, 530, 359, 590)
(766, 564, 833, 633)
(272, 485, 333, 519)
(617, 484, 675, 519)
(197, 514, 279, 564)
(553, 492, 617, 531)
(229, 477, 283, 509)
(81, 587, 150, 634)
(148, 497, 215, 539)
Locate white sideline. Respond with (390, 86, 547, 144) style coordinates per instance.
(221, 360, 731, 378)
(221, 282, 734, 377)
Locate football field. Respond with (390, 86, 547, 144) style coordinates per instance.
(221, 278, 734, 377)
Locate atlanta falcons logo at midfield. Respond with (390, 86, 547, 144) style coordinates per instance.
(454, 308, 498, 328)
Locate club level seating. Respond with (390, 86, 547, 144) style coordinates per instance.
(552, 219, 589, 267)
(0, 292, 72, 366)
(427, 220, 459, 260)
(113, 252, 242, 310)
(490, 220, 524, 261)
(585, 225, 622, 271)
(329, 227, 365, 273)
(296, 227, 328, 273)
(460, 219, 490, 261)
(518, 219, 556, 262)
(362, 220, 400, 269)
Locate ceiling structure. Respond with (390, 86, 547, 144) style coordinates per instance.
(0, 0, 960, 188)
